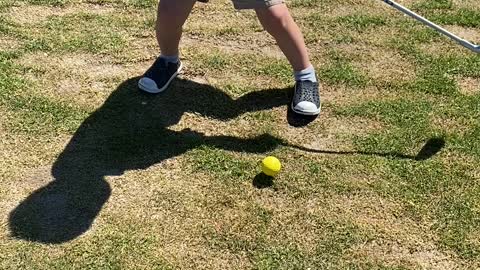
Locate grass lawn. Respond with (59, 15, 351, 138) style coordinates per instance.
(0, 0, 479, 269)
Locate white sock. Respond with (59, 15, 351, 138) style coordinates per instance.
(160, 54, 179, 64)
(294, 65, 317, 82)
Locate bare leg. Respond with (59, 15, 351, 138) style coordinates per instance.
(255, 4, 311, 71)
(156, 0, 196, 56)
(256, 4, 320, 116)
(139, 0, 196, 93)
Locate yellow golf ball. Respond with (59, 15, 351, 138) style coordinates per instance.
(261, 156, 281, 177)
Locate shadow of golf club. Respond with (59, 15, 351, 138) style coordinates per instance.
(285, 137, 446, 161)
(251, 138, 445, 190)
(413, 138, 446, 160)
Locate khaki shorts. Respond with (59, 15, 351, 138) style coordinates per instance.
(231, 0, 284, 10)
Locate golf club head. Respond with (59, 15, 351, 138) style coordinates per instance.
(462, 42, 480, 53)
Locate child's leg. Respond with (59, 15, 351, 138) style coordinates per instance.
(139, 0, 196, 94)
(156, 0, 197, 56)
(255, 4, 320, 116)
(255, 4, 311, 73)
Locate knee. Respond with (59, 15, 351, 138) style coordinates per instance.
(257, 6, 291, 33)
(158, 3, 178, 22)
(157, 1, 191, 27)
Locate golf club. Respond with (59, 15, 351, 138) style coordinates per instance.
(381, 0, 480, 53)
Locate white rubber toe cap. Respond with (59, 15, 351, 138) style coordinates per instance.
(138, 77, 160, 94)
(293, 101, 320, 115)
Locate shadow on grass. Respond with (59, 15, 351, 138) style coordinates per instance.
(8, 78, 291, 244)
(8, 77, 445, 244)
(250, 139, 445, 190)
(252, 173, 274, 189)
(290, 137, 446, 160)
(286, 106, 318, 127)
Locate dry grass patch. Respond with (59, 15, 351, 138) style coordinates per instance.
(0, 36, 21, 51)
(101, 158, 255, 268)
(457, 76, 480, 96)
(0, 165, 53, 234)
(356, 240, 460, 269)
(444, 25, 480, 44)
(416, 25, 480, 56)
(351, 47, 417, 84)
(0, 130, 69, 184)
(7, 2, 115, 25)
(116, 35, 159, 63)
(172, 110, 278, 140)
(19, 52, 127, 81)
(454, 0, 480, 10)
(17, 52, 145, 107)
(322, 84, 402, 108)
(183, 36, 283, 60)
(330, 194, 463, 269)
(438, 152, 479, 178)
(419, 42, 468, 56)
(294, 0, 389, 19)
(302, 115, 384, 152)
(431, 114, 471, 135)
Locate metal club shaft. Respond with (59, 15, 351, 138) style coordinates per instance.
(381, 0, 480, 53)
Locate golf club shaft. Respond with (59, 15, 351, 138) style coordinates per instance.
(381, 0, 480, 53)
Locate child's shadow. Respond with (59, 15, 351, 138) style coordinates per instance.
(9, 78, 291, 244)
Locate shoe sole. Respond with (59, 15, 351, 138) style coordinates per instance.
(138, 62, 184, 94)
(291, 103, 321, 116)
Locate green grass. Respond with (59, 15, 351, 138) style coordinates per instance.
(23, 13, 129, 54)
(336, 14, 387, 32)
(320, 51, 368, 87)
(1, 0, 480, 269)
(0, 53, 88, 135)
(189, 146, 256, 180)
(413, 0, 453, 11)
(22, 0, 69, 6)
(206, 218, 366, 269)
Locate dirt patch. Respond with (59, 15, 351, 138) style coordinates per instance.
(304, 116, 384, 151)
(431, 115, 471, 135)
(0, 37, 21, 51)
(101, 158, 254, 269)
(17, 52, 145, 107)
(444, 26, 480, 45)
(359, 48, 416, 83)
(181, 33, 282, 60)
(457, 77, 480, 96)
(328, 194, 462, 269)
(356, 241, 460, 269)
(17, 166, 53, 187)
(19, 53, 129, 80)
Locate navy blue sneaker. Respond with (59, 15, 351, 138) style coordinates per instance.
(291, 80, 321, 116)
(138, 57, 183, 94)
